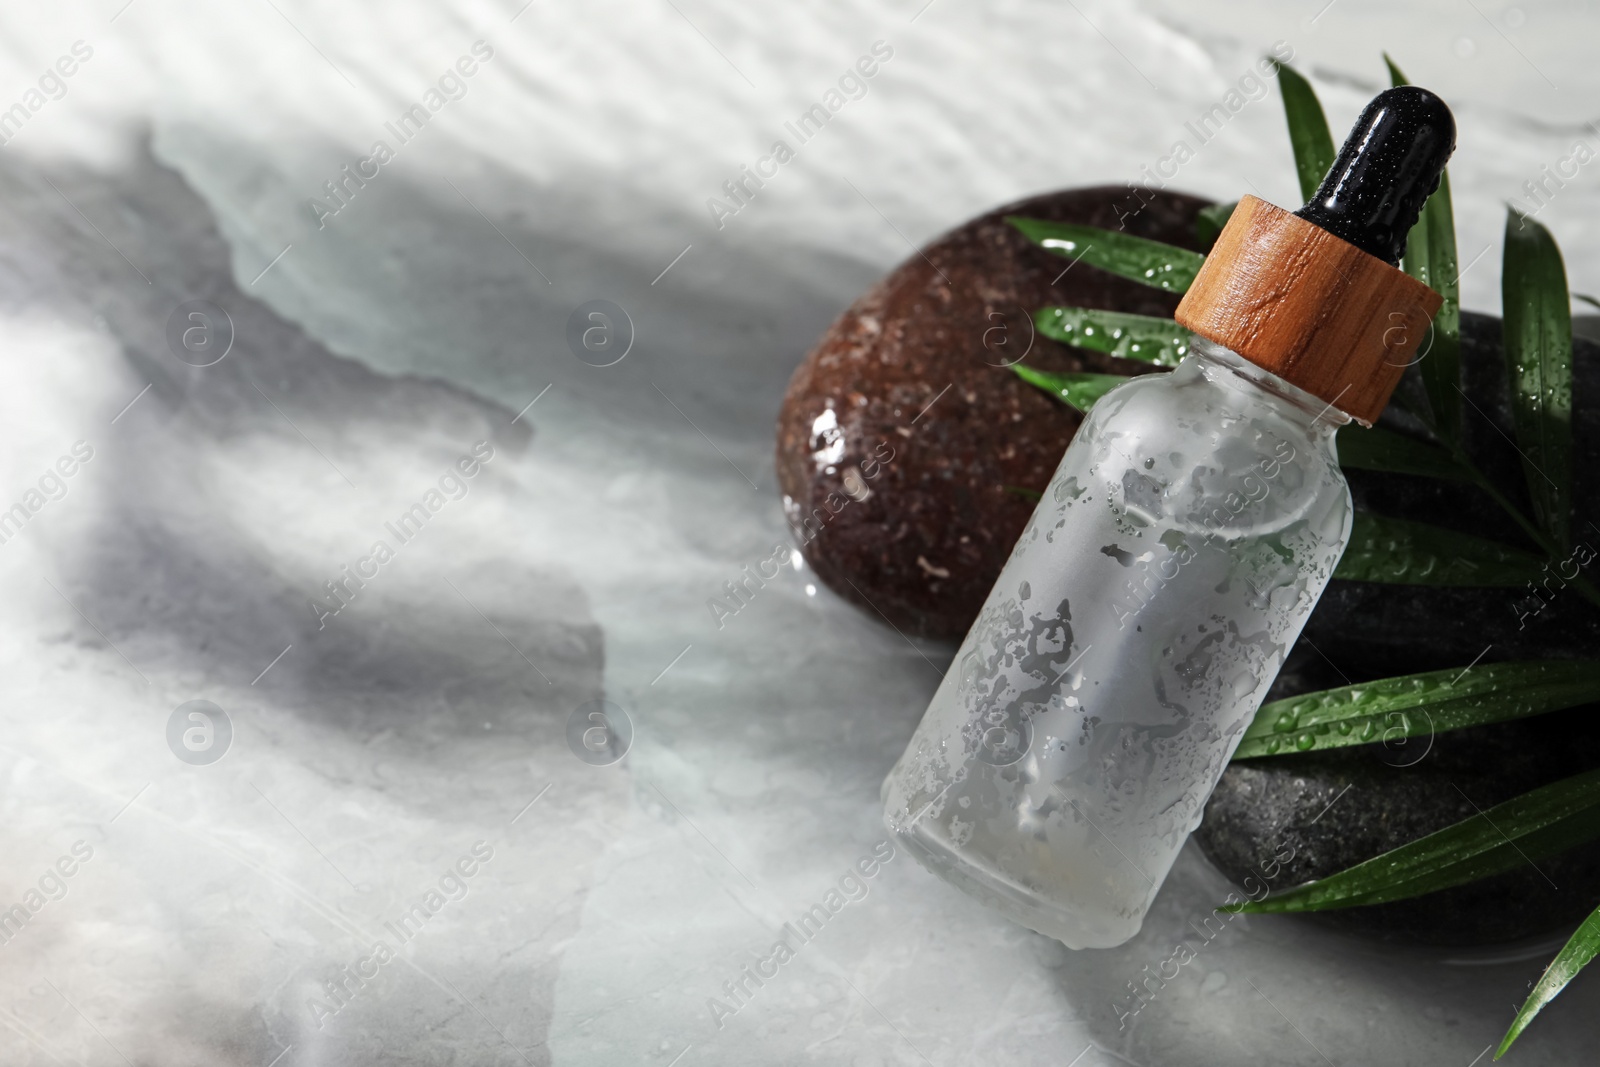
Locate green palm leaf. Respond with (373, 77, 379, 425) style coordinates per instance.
(1503, 209, 1575, 551)
(1497, 904, 1600, 1058)
(1194, 200, 1237, 248)
(1234, 660, 1600, 759)
(1333, 512, 1547, 586)
(1035, 307, 1190, 366)
(1005, 217, 1204, 293)
(1010, 364, 1127, 413)
(1387, 55, 1464, 444)
(1274, 61, 1335, 201)
(1335, 424, 1468, 481)
(1236, 768, 1600, 913)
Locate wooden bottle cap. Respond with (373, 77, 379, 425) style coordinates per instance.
(1174, 195, 1442, 425)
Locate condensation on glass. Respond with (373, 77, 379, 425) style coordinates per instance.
(882, 339, 1352, 948)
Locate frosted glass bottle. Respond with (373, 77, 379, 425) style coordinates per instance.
(881, 338, 1353, 948)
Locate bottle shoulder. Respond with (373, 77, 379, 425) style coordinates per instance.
(1056, 363, 1349, 540)
(1080, 363, 1344, 475)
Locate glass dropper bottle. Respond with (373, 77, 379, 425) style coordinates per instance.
(882, 87, 1456, 948)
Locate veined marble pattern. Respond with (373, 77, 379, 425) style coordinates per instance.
(0, 1, 1594, 1064)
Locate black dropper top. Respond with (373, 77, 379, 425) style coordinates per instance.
(1294, 86, 1455, 266)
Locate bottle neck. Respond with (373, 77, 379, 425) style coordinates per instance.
(1190, 337, 1351, 435)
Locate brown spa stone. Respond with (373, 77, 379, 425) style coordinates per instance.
(775, 185, 1212, 640)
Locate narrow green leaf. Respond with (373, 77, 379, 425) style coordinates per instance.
(1407, 172, 1463, 442)
(1334, 511, 1547, 586)
(1497, 904, 1600, 1058)
(1005, 217, 1204, 293)
(1011, 364, 1128, 413)
(1274, 61, 1335, 202)
(1335, 424, 1468, 481)
(1392, 50, 1464, 443)
(1237, 767, 1600, 913)
(1504, 209, 1576, 550)
(1575, 293, 1600, 313)
(1035, 307, 1191, 367)
(1194, 200, 1237, 249)
(1234, 659, 1600, 759)
(1382, 52, 1408, 87)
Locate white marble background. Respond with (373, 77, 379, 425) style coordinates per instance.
(0, 1, 1595, 1064)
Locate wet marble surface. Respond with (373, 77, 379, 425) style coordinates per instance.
(0, 1, 1596, 1064)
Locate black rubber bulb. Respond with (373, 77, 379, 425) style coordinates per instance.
(1294, 86, 1456, 266)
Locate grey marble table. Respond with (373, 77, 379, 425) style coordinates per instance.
(0, 1, 1596, 1063)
